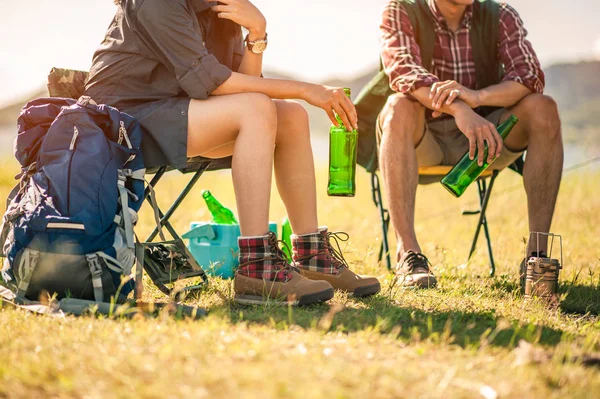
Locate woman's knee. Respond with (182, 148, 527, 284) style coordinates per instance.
(275, 100, 309, 125)
(239, 93, 278, 130)
(274, 100, 310, 145)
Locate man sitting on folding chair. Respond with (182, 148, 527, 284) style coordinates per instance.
(374, 0, 563, 288)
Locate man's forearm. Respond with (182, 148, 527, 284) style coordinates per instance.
(477, 81, 531, 108)
(411, 86, 472, 117)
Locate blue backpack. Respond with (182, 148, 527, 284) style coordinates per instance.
(0, 96, 145, 303)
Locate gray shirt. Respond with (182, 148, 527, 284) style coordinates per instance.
(84, 0, 243, 170)
(85, 0, 241, 110)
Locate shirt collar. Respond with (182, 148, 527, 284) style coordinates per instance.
(191, 0, 211, 12)
(428, 0, 473, 29)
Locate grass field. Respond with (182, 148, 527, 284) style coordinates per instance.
(1, 157, 599, 398)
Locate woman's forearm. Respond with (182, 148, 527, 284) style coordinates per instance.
(237, 51, 263, 77)
(237, 29, 265, 77)
(211, 72, 358, 131)
(212, 72, 312, 100)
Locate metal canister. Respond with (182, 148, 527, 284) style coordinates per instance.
(524, 257, 561, 299)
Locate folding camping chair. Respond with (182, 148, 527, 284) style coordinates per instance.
(370, 166, 507, 276)
(46, 67, 223, 296)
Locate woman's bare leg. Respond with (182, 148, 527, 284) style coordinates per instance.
(272, 100, 319, 235)
(187, 93, 277, 237)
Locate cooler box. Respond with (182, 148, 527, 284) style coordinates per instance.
(183, 222, 277, 279)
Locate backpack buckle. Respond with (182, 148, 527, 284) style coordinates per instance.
(86, 254, 103, 277)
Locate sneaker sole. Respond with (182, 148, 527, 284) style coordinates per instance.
(349, 282, 381, 298)
(395, 276, 437, 289)
(234, 287, 334, 306)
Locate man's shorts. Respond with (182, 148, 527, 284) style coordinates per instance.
(377, 108, 524, 171)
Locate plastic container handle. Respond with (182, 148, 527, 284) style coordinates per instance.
(181, 224, 216, 240)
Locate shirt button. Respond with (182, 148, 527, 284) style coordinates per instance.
(192, 60, 199, 67)
(181, 110, 186, 116)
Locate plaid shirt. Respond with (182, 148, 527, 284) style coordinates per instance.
(380, 0, 545, 95)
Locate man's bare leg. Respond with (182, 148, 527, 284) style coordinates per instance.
(501, 94, 563, 254)
(378, 94, 430, 261)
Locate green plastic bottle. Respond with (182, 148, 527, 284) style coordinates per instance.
(201, 190, 238, 224)
(327, 88, 358, 197)
(281, 216, 293, 259)
(441, 115, 519, 197)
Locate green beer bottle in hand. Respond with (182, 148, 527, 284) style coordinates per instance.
(441, 115, 519, 197)
(202, 190, 238, 224)
(327, 88, 358, 197)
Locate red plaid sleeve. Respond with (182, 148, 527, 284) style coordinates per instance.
(380, 1, 439, 94)
(498, 4, 545, 93)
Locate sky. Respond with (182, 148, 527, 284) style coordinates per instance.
(0, 0, 599, 107)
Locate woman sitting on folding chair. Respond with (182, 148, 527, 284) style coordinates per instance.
(84, 0, 380, 305)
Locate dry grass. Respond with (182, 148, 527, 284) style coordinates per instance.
(1, 157, 599, 398)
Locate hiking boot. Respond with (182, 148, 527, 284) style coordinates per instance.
(394, 251, 437, 289)
(292, 227, 381, 298)
(234, 231, 334, 306)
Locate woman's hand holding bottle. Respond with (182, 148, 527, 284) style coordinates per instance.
(303, 85, 358, 132)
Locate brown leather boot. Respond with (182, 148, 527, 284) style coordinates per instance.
(292, 227, 381, 298)
(234, 232, 333, 306)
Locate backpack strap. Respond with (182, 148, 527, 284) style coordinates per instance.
(117, 170, 135, 249)
(134, 236, 145, 301)
(15, 249, 40, 300)
(144, 179, 168, 242)
(471, 0, 503, 90)
(400, 0, 436, 71)
(85, 254, 104, 302)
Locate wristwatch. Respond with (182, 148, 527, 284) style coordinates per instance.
(245, 33, 268, 54)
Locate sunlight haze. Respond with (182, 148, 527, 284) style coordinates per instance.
(0, 0, 598, 107)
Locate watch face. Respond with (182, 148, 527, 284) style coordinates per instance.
(252, 41, 267, 54)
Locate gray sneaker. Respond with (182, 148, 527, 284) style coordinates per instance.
(394, 251, 437, 289)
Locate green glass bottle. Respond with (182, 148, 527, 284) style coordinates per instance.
(327, 88, 358, 197)
(441, 115, 519, 197)
(201, 190, 238, 224)
(281, 216, 292, 259)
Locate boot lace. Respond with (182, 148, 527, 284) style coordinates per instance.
(295, 231, 350, 272)
(400, 251, 431, 274)
(324, 232, 350, 271)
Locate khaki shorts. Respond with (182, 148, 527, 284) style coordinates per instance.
(377, 108, 524, 170)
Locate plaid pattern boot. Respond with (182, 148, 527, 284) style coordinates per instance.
(292, 227, 381, 298)
(234, 231, 334, 305)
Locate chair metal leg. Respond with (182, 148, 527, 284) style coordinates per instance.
(371, 173, 392, 270)
(141, 165, 210, 296)
(481, 211, 495, 277)
(145, 165, 208, 242)
(467, 171, 498, 276)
